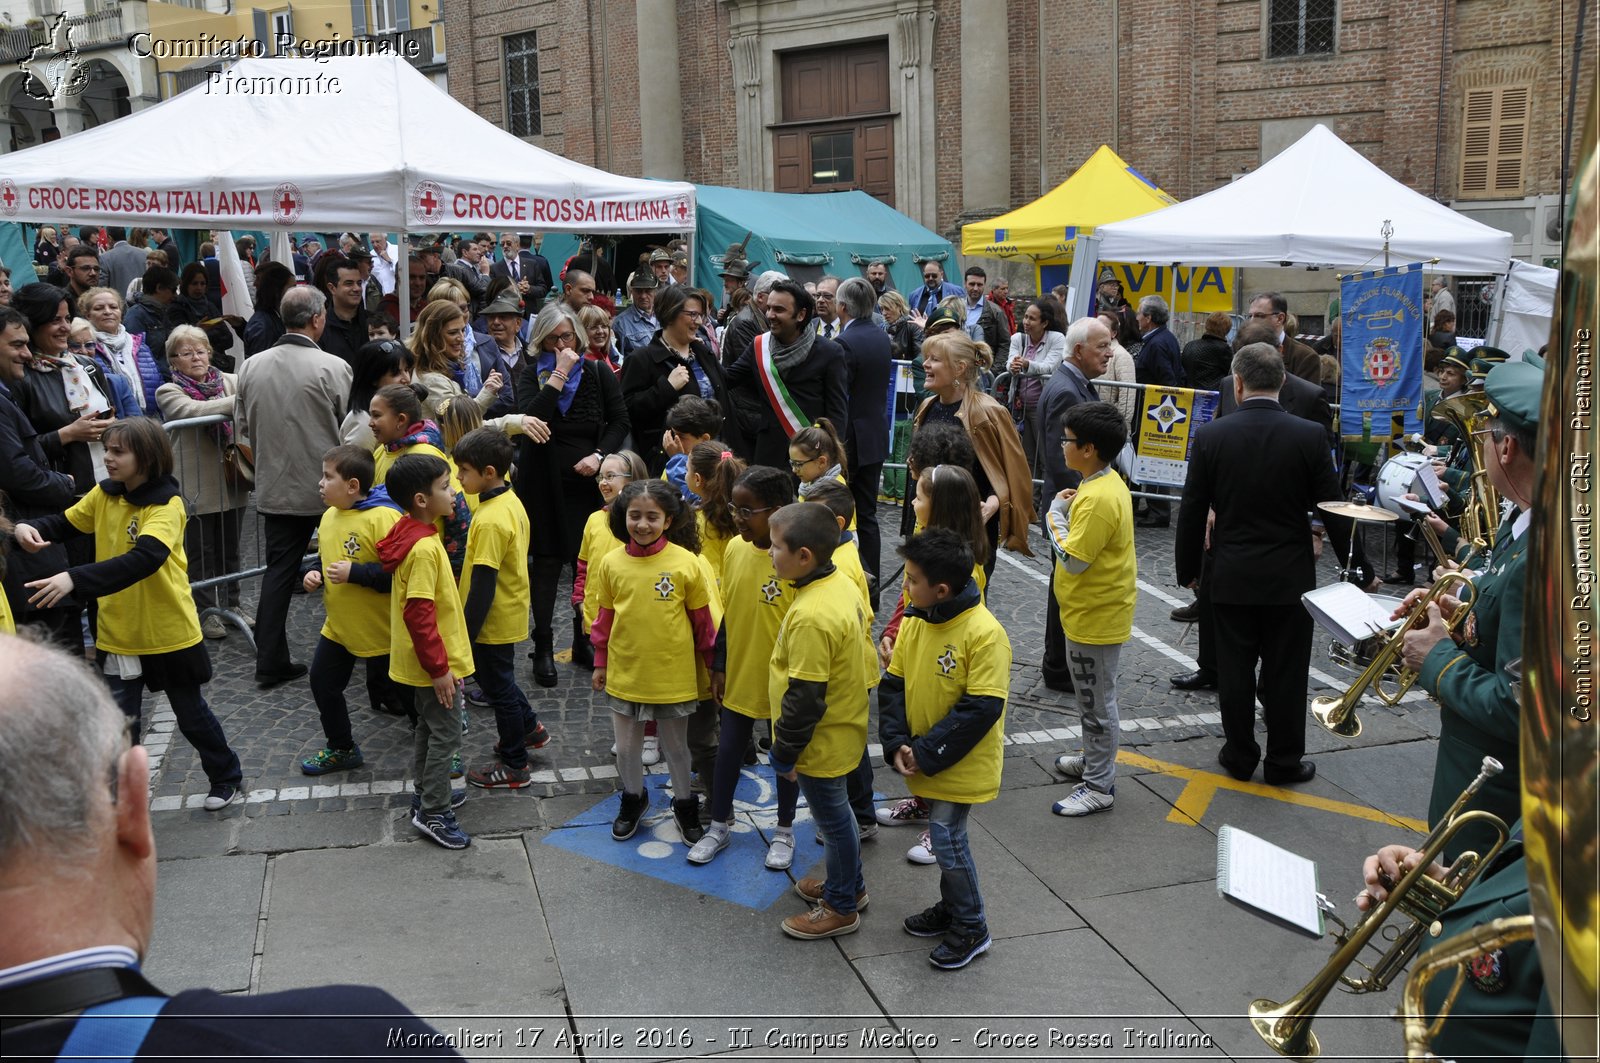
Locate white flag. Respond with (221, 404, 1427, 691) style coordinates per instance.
(215, 231, 254, 320)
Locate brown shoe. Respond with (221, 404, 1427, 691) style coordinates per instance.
(793, 877, 869, 911)
(781, 902, 861, 940)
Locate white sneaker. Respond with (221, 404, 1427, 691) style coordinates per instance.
(1054, 754, 1085, 779)
(201, 615, 227, 640)
(641, 735, 661, 766)
(609, 741, 617, 755)
(874, 796, 930, 826)
(1052, 783, 1115, 817)
(906, 829, 937, 865)
(765, 831, 795, 870)
(686, 823, 730, 865)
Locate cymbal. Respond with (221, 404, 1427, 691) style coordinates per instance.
(1318, 500, 1400, 522)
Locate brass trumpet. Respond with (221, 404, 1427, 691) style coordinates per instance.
(1311, 571, 1476, 738)
(1431, 392, 1502, 556)
(1249, 757, 1511, 1061)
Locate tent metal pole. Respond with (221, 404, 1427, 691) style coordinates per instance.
(399, 228, 411, 339)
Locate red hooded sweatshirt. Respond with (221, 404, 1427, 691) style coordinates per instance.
(377, 515, 452, 679)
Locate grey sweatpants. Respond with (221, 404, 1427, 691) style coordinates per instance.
(1065, 639, 1124, 794)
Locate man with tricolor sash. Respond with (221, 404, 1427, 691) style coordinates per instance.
(725, 278, 849, 470)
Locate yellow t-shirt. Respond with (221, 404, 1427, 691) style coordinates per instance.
(577, 507, 623, 631)
(458, 488, 531, 645)
(593, 541, 711, 704)
(798, 471, 856, 529)
(388, 528, 474, 687)
(0, 573, 14, 634)
(317, 503, 402, 657)
(888, 602, 1011, 803)
(1049, 470, 1136, 645)
(65, 486, 200, 656)
(694, 552, 724, 701)
(768, 568, 874, 778)
(696, 509, 731, 585)
(832, 537, 874, 617)
(372, 440, 466, 535)
(718, 537, 795, 719)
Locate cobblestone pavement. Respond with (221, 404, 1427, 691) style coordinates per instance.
(147, 500, 1432, 823)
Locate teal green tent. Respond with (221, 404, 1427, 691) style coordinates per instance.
(692, 185, 953, 301)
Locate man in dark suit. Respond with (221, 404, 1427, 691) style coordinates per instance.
(834, 276, 892, 601)
(1034, 316, 1114, 691)
(1176, 343, 1340, 785)
(492, 232, 547, 316)
(1171, 323, 1333, 690)
(1133, 294, 1186, 527)
(723, 278, 848, 470)
(1248, 291, 1322, 384)
(0, 635, 464, 1060)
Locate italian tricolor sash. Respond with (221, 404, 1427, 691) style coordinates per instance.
(752, 332, 808, 439)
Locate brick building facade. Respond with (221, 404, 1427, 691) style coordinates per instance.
(446, 0, 1592, 319)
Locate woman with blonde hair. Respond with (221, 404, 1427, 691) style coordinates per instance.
(911, 330, 1036, 573)
(579, 303, 620, 374)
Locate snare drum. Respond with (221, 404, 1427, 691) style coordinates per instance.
(1375, 452, 1430, 516)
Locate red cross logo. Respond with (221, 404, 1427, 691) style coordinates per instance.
(0, 180, 16, 217)
(271, 181, 304, 224)
(411, 180, 444, 225)
(675, 196, 689, 223)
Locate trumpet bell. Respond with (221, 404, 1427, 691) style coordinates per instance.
(1311, 693, 1362, 738)
(1248, 997, 1320, 1062)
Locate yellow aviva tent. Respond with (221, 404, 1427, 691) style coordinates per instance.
(961, 145, 1234, 312)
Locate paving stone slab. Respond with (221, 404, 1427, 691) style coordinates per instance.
(259, 839, 560, 1019)
(151, 812, 243, 860)
(528, 832, 886, 1061)
(1308, 738, 1440, 825)
(144, 853, 267, 994)
(1074, 877, 1401, 1062)
(974, 779, 1220, 900)
(235, 806, 391, 853)
(851, 926, 1227, 1059)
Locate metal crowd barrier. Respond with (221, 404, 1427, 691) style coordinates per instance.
(161, 413, 272, 651)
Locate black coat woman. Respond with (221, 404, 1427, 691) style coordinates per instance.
(619, 285, 731, 473)
(515, 302, 630, 685)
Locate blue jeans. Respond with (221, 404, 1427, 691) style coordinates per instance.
(797, 773, 864, 915)
(927, 799, 985, 935)
(472, 641, 538, 770)
(108, 675, 241, 788)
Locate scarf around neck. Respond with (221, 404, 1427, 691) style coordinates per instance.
(175, 367, 232, 445)
(536, 350, 582, 415)
(768, 325, 815, 376)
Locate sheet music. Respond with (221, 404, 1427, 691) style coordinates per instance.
(1416, 462, 1447, 509)
(1302, 582, 1403, 647)
(1216, 825, 1324, 937)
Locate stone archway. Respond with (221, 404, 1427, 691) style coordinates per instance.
(0, 71, 54, 154)
(73, 58, 132, 130)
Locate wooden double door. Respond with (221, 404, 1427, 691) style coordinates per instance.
(773, 41, 894, 205)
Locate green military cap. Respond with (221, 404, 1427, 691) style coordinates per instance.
(923, 305, 964, 334)
(1439, 346, 1474, 374)
(1473, 345, 1510, 363)
(1470, 356, 1497, 382)
(1484, 360, 1543, 434)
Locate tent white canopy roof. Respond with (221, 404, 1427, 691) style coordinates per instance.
(0, 55, 695, 234)
(1095, 124, 1513, 275)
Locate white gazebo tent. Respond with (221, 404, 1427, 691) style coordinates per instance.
(0, 54, 698, 326)
(1095, 124, 1514, 275)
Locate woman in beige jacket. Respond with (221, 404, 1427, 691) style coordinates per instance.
(156, 325, 250, 638)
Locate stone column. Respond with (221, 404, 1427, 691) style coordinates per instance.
(635, 0, 684, 180)
(959, 2, 1010, 220)
(50, 93, 88, 136)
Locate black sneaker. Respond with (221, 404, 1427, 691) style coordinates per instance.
(672, 796, 705, 845)
(410, 788, 468, 817)
(612, 789, 648, 841)
(903, 902, 954, 938)
(203, 784, 240, 811)
(928, 929, 991, 970)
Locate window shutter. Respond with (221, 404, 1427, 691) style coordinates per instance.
(253, 8, 269, 49)
(395, 0, 409, 31)
(350, 0, 366, 37)
(1461, 85, 1529, 199)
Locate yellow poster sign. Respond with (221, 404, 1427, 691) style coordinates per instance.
(1036, 261, 1236, 313)
(1132, 386, 1219, 487)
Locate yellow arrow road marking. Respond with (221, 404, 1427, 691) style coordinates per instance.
(1115, 749, 1428, 833)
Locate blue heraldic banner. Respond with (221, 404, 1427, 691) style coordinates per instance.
(1339, 265, 1425, 440)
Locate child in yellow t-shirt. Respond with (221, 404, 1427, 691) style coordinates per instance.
(879, 528, 1011, 970)
(299, 445, 405, 777)
(690, 467, 800, 869)
(767, 502, 876, 942)
(1045, 401, 1134, 819)
(378, 453, 475, 850)
(453, 429, 549, 790)
(590, 479, 715, 848)
(687, 440, 744, 584)
(16, 418, 243, 811)
(572, 450, 648, 668)
(369, 383, 471, 575)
